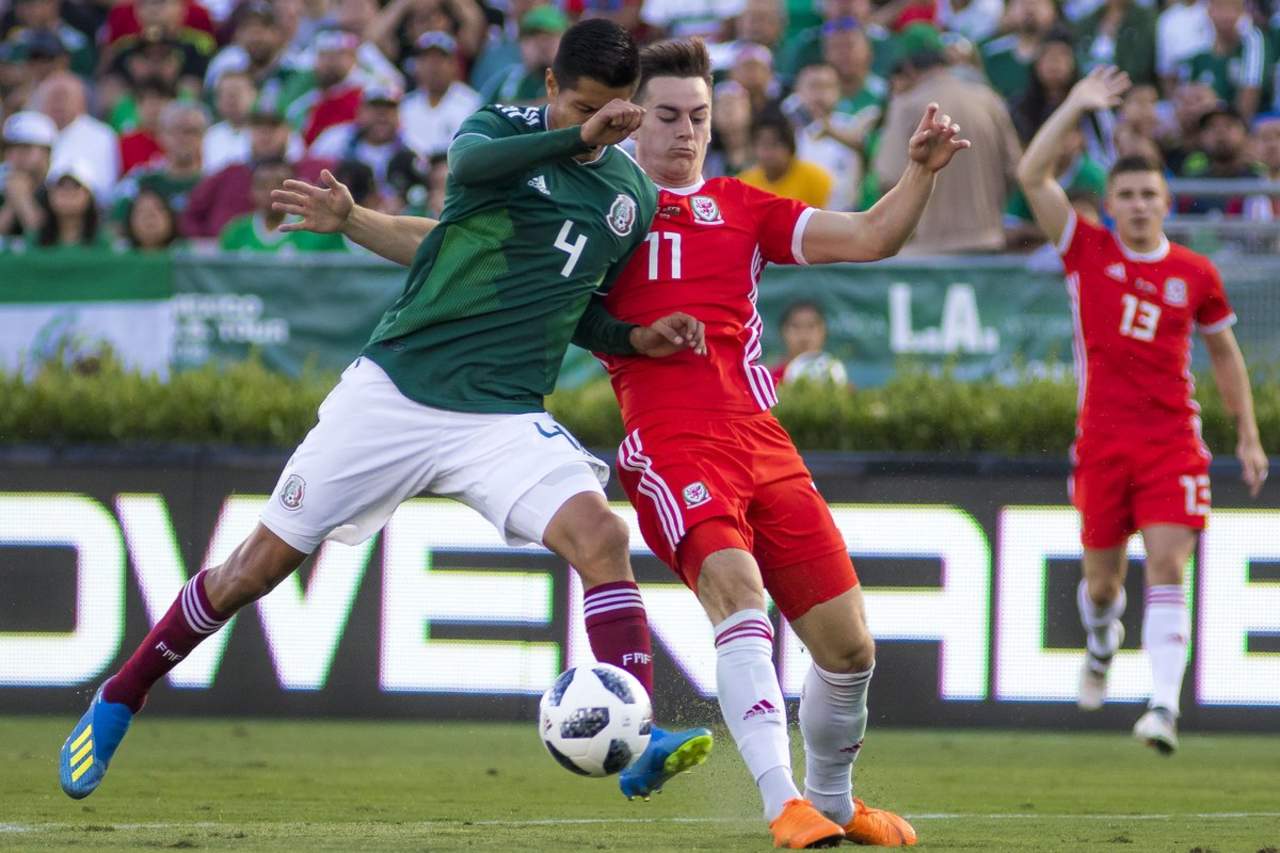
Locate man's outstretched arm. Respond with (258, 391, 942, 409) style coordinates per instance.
(799, 103, 970, 264)
(271, 170, 436, 266)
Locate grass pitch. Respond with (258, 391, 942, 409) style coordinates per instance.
(2, 717, 1278, 852)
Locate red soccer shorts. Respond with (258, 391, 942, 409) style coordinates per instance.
(1071, 431, 1211, 549)
(616, 413, 857, 621)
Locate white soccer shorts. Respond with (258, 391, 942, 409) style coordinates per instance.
(259, 357, 608, 552)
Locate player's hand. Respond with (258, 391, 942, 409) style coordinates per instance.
(1237, 434, 1269, 497)
(907, 103, 971, 173)
(630, 312, 707, 358)
(271, 169, 355, 233)
(580, 100, 645, 148)
(1067, 66, 1131, 113)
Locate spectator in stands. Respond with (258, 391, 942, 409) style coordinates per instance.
(310, 87, 414, 197)
(787, 62, 872, 210)
(479, 5, 566, 104)
(779, 0, 894, 85)
(874, 23, 1022, 253)
(124, 187, 181, 250)
(729, 42, 782, 115)
(399, 32, 480, 157)
(937, 0, 1004, 44)
(279, 29, 370, 146)
(739, 109, 834, 207)
(1244, 113, 1280, 219)
(112, 102, 207, 225)
(639, 0, 743, 40)
(1114, 120, 1166, 168)
(333, 158, 380, 212)
(119, 78, 174, 175)
(1074, 0, 1157, 86)
(729, 0, 787, 56)
(1011, 30, 1078, 143)
(980, 0, 1058, 104)
(0, 40, 33, 117)
(3, 0, 96, 78)
(330, 0, 409, 93)
(422, 152, 449, 216)
(366, 0, 486, 70)
(469, 0, 541, 94)
(706, 80, 755, 176)
(182, 110, 324, 237)
(1181, 0, 1267, 123)
(203, 71, 257, 174)
(579, 0, 659, 43)
(32, 160, 105, 250)
(1163, 80, 1219, 172)
(1180, 106, 1260, 213)
(1156, 0, 1212, 92)
(770, 300, 849, 387)
(0, 111, 55, 240)
(32, 72, 120, 200)
(220, 158, 346, 252)
(105, 0, 214, 97)
(203, 2, 290, 94)
(102, 0, 215, 50)
(1118, 82, 1161, 139)
(822, 18, 888, 117)
(1005, 126, 1106, 246)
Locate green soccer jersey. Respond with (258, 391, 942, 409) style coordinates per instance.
(363, 104, 658, 414)
(981, 34, 1033, 103)
(218, 213, 348, 253)
(1181, 27, 1269, 105)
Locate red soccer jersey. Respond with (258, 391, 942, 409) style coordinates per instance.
(1059, 212, 1236, 439)
(600, 177, 813, 427)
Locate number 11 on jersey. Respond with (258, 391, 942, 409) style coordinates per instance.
(645, 231, 681, 280)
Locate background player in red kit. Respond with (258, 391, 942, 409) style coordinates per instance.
(1017, 67, 1268, 754)
(573, 39, 969, 848)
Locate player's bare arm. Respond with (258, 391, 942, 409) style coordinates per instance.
(271, 169, 437, 267)
(1202, 327, 1269, 496)
(800, 103, 970, 264)
(1017, 66, 1130, 247)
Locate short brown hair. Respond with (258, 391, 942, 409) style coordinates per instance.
(637, 38, 713, 101)
(1107, 154, 1162, 184)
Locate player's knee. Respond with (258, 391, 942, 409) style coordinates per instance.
(812, 621, 875, 674)
(206, 533, 302, 610)
(1145, 554, 1184, 587)
(569, 512, 632, 584)
(1086, 574, 1124, 606)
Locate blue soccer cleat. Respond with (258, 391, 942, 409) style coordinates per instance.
(619, 725, 714, 800)
(59, 684, 134, 799)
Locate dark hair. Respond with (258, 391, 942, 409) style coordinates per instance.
(36, 181, 99, 248)
(134, 76, 177, 101)
(636, 38, 712, 101)
(751, 109, 796, 154)
(551, 19, 640, 90)
(335, 158, 377, 206)
(125, 188, 178, 250)
(1011, 29, 1077, 144)
(780, 299, 825, 328)
(252, 155, 291, 177)
(1108, 154, 1162, 182)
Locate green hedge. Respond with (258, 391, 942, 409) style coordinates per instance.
(1, 358, 1276, 455)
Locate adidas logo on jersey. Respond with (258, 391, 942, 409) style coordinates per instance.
(528, 175, 550, 196)
(743, 699, 781, 720)
(1105, 263, 1126, 281)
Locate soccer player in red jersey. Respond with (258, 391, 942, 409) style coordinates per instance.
(1017, 67, 1268, 754)
(572, 39, 969, 848)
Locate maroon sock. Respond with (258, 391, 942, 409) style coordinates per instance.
(582, 580, 654, 697)
(102, 570, 230, 713)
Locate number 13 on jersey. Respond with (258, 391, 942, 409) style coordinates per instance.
(1120, 293, 1161, 341)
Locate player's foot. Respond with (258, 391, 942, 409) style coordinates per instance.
(1132, 706, 1178, 756)
(844, 797, 918, 847)
(59, 683, 135, 799)
(1078, 621, 1124, 711)
(619, 725, 713, 800)
(769, 798, 845, 849)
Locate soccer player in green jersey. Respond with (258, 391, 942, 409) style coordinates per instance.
(59, 19, 713, 802)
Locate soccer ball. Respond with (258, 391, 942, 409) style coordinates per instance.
(538, 664, 652, 777)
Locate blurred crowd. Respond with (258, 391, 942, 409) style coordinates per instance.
(2, 0, 1280, 256)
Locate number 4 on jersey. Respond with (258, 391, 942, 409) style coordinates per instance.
(554, 220, 587, 277)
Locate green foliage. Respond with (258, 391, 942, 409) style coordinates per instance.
(2, 358, 1276, 455)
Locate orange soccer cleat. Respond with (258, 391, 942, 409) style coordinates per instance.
(769, 798, 846, 849)
(843, 798, 918, 847)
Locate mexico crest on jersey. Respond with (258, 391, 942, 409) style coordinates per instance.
(607, 194, 638, 237)
(280, 474, 305, 511)
(690, 194, 723, 224)
(1163, 277, 1188, 307)
(682, 481, 711, 509)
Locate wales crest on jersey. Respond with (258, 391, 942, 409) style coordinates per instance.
(690, 195, 724, 224)
(607, 194, 637, 237)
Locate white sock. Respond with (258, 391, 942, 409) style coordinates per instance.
(799, 663, 872, 827)
(1078, 579, 1126, 665)
(1143, 585, 1189, 716)
(714, 609, 799, 821)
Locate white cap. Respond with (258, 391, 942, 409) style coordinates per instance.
(2, 110, 58, 147)
(47, 157, 96, 191)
